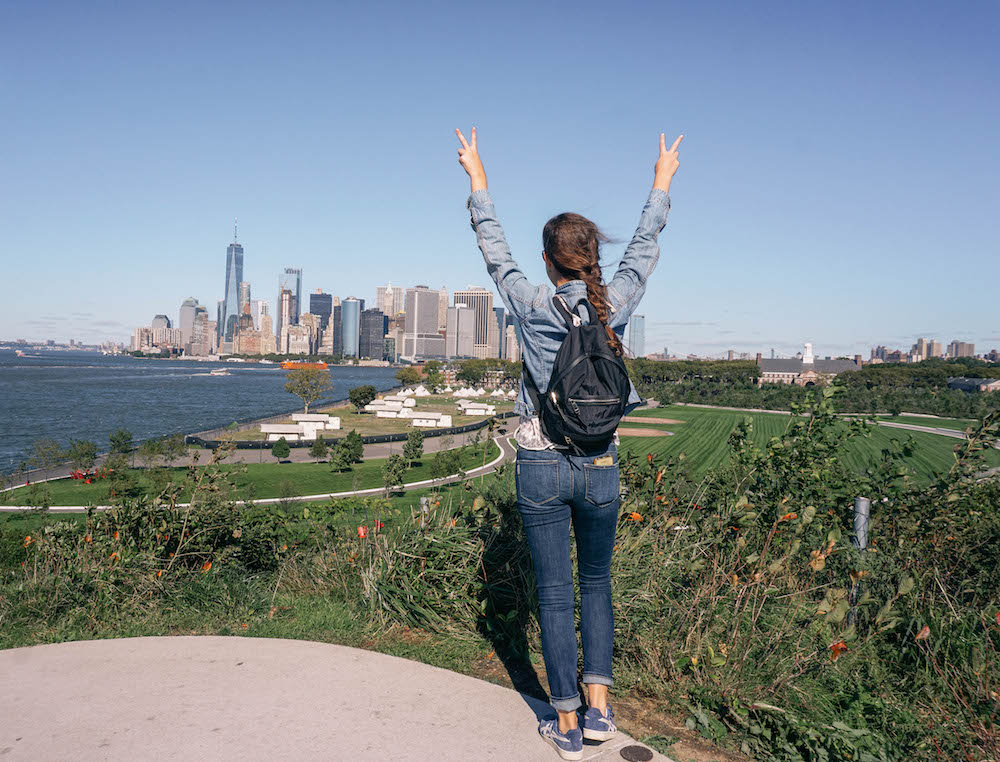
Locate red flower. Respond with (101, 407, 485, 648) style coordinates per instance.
(830, 641, 848, 662)
(357, 526, 369, 538)
(374, 520, 384, 530)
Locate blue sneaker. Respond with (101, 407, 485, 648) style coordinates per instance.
(538, 718, 583, 760)
(581, 704, 617, 741)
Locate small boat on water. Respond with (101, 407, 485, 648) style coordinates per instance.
(209, 368, 231, 376)
(280, 360, 328, 370)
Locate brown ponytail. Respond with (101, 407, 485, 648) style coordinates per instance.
(542, 212, 625, 356)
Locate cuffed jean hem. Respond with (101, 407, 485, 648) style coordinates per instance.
(549, 694, 583, 712)
(582, 673, 613, 687)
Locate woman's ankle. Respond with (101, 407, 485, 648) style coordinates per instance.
(557, 709, 579, 733)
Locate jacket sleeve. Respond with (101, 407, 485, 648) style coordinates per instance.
(605, 188, 670, 329)
(467, 189, 542, 321)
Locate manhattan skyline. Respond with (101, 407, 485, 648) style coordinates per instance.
(2, 1, 998, 356)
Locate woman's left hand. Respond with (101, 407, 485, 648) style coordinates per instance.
(456, 127, 487, 192)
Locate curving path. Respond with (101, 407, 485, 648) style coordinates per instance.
(0, 437, 518, 513)
(0, 636, 672, 761)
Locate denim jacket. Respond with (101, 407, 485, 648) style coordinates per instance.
(466, 187, 671, 417)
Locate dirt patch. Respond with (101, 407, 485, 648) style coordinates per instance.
(617, 427, 674, 437)
(621, 416, 684, 424)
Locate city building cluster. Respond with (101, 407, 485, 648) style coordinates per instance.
(129, 226, 529, 363)
(870, 337, 994, 364)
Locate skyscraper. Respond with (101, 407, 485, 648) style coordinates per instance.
(220, 223, 244, 343)
(277, 267, 302, 340)
(179, 297, 201, 348)
(278, 289, 293, 352)
(447, 304, 475, 358)
(376, 283, 405, 318)
(238, 281, 251, 314)
(309, 290, 333, 333)
(453, 286, 499, 358)
(438, 286, 449, 331)
(402, 286, 445, 360)
(342, 297, 362, 357)
(360, 308, 388, 359)
(628, 315, 646, 358)
(493, 307, 506, 359)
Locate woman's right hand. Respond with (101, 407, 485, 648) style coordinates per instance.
(456, 127, 488, 193)
(653, 133, 683, 193)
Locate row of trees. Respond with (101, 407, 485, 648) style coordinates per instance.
(23, 429, 187, 475)
(629, 358, 1000, 417)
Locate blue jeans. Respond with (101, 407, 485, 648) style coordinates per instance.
(515, 444, 620, 712)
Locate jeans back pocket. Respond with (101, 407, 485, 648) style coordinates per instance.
(516, 459, 561, 507)
(584, 463, 620, 508)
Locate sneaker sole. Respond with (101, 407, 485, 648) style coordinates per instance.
(582, 727, 617, 741)
(540, 732, 584, 760)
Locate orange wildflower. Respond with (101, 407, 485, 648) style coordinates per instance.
(156, 570, 163, 578)
(113, 530, 119, 540)
(915, 625, 931, 641)
(778, 512, 797, 522)
(84, 535, 92, 543)
(109, 552, 119, 561)
(830, 641, 848, 662)
(646, 453, 653, 463)
(628, 512, 643, 522)
(201, 561, 212, 573)
(23, 535, 32, 547)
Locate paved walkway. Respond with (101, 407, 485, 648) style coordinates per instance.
(0, 437, 517, 512)
(0, 636, 673, 762)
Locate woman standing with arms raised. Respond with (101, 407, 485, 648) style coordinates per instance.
(456, 127, 682, 760)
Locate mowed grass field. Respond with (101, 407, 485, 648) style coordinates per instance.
(1, 442, 500, 507)
(619, 405, 1000, 482)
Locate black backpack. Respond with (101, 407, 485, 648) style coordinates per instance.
(524, 297, 632, 454)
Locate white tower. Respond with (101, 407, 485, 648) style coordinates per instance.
(802, 342, 815, 365)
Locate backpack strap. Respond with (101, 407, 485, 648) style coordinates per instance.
(552, 295, 578, 330)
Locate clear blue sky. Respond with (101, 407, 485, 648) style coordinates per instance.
(2, 0, 998, 357)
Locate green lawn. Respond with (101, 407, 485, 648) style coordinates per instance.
(620, 405, 1000, 483)
(1, 441, 500, 507)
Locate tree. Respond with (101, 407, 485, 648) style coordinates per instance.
(67, 439, 99, 471)
(329, 442, 352, 472)
(381, 454, 407, 495)
(29, 438, 65, 472)
(403, 429, 424, 466)
(161, 433, 187, 467)
(395, 366, 421, 386)
(271, 436, 291, 462)
(108, 428, 134, 455)
(456, 359, 488, 386)
(342, 430, 364, 463)
(284, 367, 332, 414)
(309, 435, 329, 460)
(137, 438, 163, 469)
(349, 385, 377, 412)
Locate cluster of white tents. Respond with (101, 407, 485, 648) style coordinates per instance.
(445, 386, 517, 399)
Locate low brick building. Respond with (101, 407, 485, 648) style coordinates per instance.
(757, 343, 861, 386)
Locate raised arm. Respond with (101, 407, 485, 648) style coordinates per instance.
(606, 133, 683, 326)
(457, 127, 541, 320)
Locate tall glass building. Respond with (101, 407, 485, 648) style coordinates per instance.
(276, 267, 302, 341)
(341, 297, 361, 357)
(628, 314, 646, 358)
(220, 237, 244, 343)
(309, 290, 333, 332)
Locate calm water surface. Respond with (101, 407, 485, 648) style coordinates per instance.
(0, 351, 398, 472)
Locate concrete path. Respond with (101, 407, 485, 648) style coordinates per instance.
(0, 636, 673, 762)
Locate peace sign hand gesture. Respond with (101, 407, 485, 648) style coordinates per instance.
(456, 127, 488, 193)
(653, 133, 683, 193)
